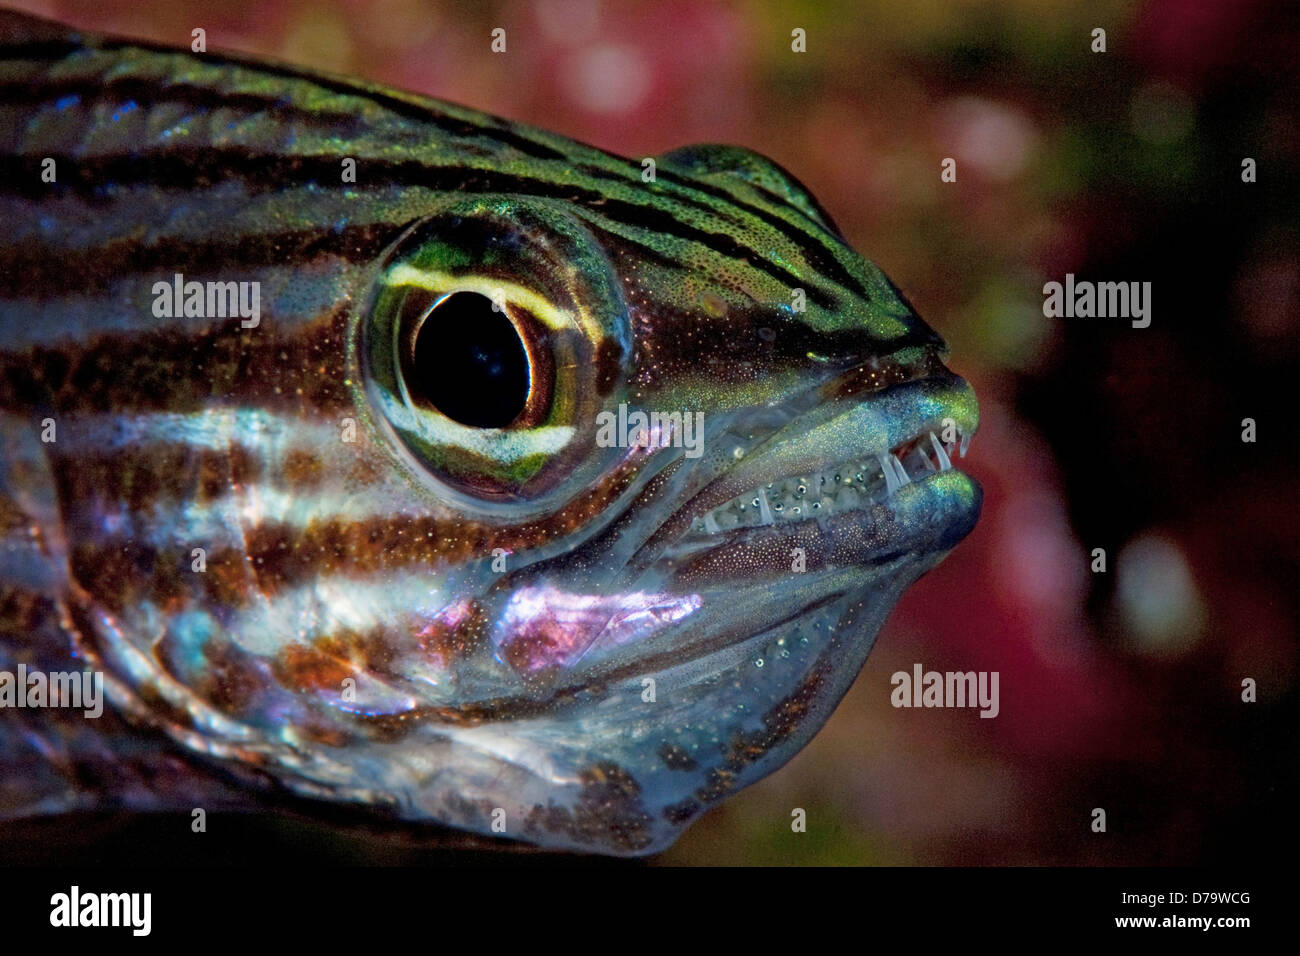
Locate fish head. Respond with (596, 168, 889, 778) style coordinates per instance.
(7, 94, 980, 851)
(332, 145, 981, 851)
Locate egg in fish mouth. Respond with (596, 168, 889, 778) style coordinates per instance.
(0, 9, 982, 856)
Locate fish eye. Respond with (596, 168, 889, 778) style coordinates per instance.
(359, 200, 632, 515)
(403, 291, 541, 429)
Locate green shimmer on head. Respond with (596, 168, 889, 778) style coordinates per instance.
(640, 371, 814, 414)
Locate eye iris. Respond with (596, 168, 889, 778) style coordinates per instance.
(410, 291, 530, 428)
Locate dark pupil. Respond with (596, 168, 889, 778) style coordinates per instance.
(411, 291, 530, 428)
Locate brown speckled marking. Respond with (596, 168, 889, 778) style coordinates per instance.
(50, 443, 264, 512)
(0, 309, 355, 416)
(194, 638, 268, 716)
(242, 459, 639, 593)
(0, 585, 54, 636)
(524, 761, 654, 853)
(695, 662, 828, 805)
(294, 717, 354, 748)
(321, 628, 401, 673)
(0, 492, 28, 535)
(272, 641, 358, 693)
(355, 709, 435, 744)
(200, 549, 255, 608)
(68, 539, 257, 616)
(345, 455, 384, 488)
(444, 791, 503, 833)
(662, 796, 700, 825)
(657, 742, 698, 771)
(69, 540, 187, 616)
(695, 767, 739, 804)
(281, 448, 326, 490)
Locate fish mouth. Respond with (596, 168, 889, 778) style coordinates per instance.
(685, 426, 972, 540)
(477, 367, 981, 694)
(656, 368, 983, 583)
(547, 369, 984, 704)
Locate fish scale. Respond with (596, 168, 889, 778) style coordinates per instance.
(0, 9, 980, 855)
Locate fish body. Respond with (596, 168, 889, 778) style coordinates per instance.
(0, 10, 980, 854)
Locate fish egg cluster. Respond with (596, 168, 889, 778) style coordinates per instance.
(688, 430, 962, 536)
(690, 458, 891, 534)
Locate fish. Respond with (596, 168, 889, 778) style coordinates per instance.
(0, 9, 981, 855)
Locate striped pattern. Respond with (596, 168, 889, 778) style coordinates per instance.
(0, 11, 973, 854)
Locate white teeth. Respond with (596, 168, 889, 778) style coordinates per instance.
(757, 486, 774, 525)
(704, 512, 721, 534)
(910, 444, 937, 474)
(959, 431, 971, 458)
(890, 454, 911, 486)
(930, 431, 952, 471)
(879, 454, 899, 495)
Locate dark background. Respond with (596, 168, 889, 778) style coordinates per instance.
(4, 0, 1296, 865)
